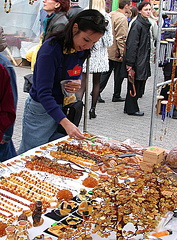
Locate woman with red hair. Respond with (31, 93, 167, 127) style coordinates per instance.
(42, 0, 70, 42)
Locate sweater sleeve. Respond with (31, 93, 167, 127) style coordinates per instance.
(0, 64, 16, 141)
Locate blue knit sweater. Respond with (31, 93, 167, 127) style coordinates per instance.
(30, 38, 85, 124)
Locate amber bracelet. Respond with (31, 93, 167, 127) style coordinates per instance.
(0, 207, 13, 218)
(0, 196, 23, 212)
(0, 192, 30, 208)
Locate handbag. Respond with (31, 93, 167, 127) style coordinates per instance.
(23, 74, 33, 93)
(57, 100, 84, 135)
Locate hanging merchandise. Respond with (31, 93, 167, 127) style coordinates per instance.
(166, 39, 175, 62)
(3, 0, 38, 13)
(4, 0, 12, 13)
(159, 40, 168, 66)
(159, 39, 175, 66)
(29, 0, 38, 5)
(149, 0, 177, 146)
(173, 45, 177, 106)
(164, 0, 175, 10)
(166, 29, 177, 113)
(158, 100, 168, 140)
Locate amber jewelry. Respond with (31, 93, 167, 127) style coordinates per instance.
(0, 192, 30, 208)
(0, 180, 49, 205)
(167, 30, 177, 112)
(50, 151, 95, 168)
(7, 215, 18, 225)
(53, 208, 70, 217)
(0, 202, 22, 213)
(0, 214, 7, 222)
(0, 207, 13, 218)
(25, 155, 83, 179)
(8, 175, 54, 199)
(4, 0, 12, 13)
(18, 170, 59, 195)
(48, 200, 58, 209)
(0, 196, 23, 212)
(29, 0, 37, 5)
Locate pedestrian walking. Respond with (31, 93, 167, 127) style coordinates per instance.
(98, 0, 132, 103)
(123, 1, 152, 116)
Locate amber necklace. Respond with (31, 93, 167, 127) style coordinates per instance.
(0, 207, 13, 218)
(167, 29, 177, 112)
(29, 0, 37, 5)
(4, 0, 12, 13)
(173, 30, 177, 106)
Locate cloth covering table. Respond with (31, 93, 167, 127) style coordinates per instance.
(0, 136, 177, 240)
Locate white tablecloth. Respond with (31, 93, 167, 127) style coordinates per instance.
(1, 137, 177, 240)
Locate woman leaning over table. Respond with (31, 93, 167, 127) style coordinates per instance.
(18, 9, 107, 154)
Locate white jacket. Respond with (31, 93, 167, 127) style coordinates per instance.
(82, 12, 113, 73)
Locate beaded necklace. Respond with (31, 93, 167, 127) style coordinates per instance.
(0, 196, 23, 212)
(166, 30, 177, 112)
(4, 0, 12, 13)
(29, 0, 37, 5)
(0, 207, 13, 218)
(0, 192, 30, 208)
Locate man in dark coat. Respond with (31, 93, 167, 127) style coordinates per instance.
(66, 0, 83, 20)
(124, 1, 151, 116)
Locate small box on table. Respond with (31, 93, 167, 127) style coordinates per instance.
(143, 146, 165, 164)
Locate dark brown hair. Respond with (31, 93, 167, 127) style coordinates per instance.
(137, 1, 151, 11)
(119, 0, 131, 9)
(50, 9, 107, 58)
(55, 0, 70, 13)
(130, 6, 138, 19)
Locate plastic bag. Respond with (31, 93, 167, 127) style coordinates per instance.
(60, 80, 77, 106)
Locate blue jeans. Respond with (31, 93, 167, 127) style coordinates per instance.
(18, 96, 65, 154)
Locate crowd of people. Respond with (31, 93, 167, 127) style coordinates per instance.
(1, 0, 176, 161)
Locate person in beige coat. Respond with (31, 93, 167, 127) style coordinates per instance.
(98, 0, 131, 103)
(0, 26, 7, 52)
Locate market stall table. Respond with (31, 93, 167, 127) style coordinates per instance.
(0, 135, 177, 240)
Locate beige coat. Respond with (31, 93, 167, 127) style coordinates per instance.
(108, 10, 128, 62)
(0, 27, 7, 52)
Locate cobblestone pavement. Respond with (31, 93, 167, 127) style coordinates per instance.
(12, 63, 177, 152)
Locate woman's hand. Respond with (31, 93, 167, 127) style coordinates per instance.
(64, 79, 81, 93)
(60, 117, 85, 140)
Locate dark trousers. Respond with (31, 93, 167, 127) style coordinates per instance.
(0, 140, 17, 162)
(99, 59, 124, 98)
(124, 80, 145, 114)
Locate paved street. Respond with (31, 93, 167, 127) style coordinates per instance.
(12, 63, 177, 153)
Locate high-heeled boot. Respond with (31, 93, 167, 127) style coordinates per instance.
(89, 108, 97, 119)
